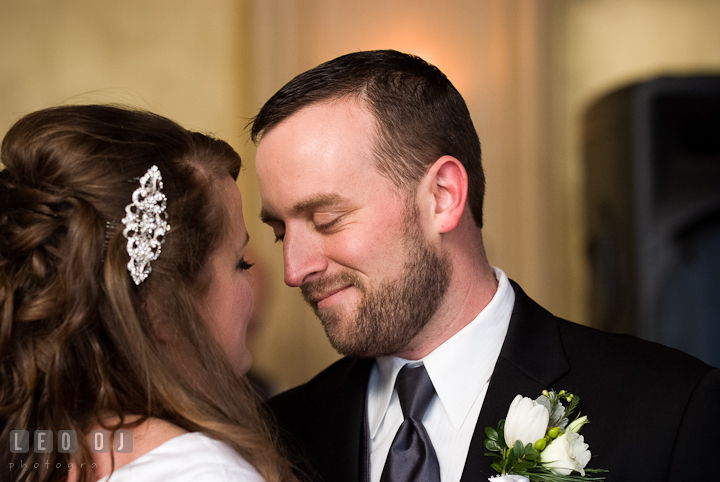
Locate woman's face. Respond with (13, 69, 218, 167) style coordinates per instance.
(199, 176, 254, 376)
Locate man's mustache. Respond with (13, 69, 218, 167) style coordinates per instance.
(300, 271, 365, 305)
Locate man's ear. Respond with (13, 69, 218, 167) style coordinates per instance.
(425, 155, 468, 234)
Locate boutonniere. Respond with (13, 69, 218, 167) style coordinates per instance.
(484, 389, 607, 481)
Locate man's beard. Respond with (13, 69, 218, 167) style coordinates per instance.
(300, 210, 452, 358)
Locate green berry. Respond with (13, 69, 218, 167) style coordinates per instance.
(534, 439, 547, 451)
(548, 427, 560, 439)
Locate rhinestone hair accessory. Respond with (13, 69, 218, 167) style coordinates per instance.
(121, 165, 170, 285)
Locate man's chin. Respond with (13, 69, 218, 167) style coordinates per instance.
(316, 305, 351, 339)
(317, 310, 372, 357)
(320, 315, 411, 358)
(325, 333, 377, 358)
(325, 333, 406, 358)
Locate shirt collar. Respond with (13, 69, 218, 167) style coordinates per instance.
(367, 267, 515, 435)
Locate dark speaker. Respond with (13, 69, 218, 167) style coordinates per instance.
(584, 76, 720, 368)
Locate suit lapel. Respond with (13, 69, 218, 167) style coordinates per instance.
(460, 282, 570, 481)
(309, 357, 373, 482)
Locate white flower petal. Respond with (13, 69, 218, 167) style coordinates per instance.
(504, 395, 550, 448)
(540, 431, 592, 476)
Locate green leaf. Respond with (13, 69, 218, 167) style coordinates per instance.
(484, 438, 503, 452)
(490, 462, 504, 474)
(497, 419, 506, 447)
(507, 451, 517, 465)
(505, 441, 540, 475)
(514, 441, 529, 455)
(513, 460, 536, 472)
(485, 426, 498, 441)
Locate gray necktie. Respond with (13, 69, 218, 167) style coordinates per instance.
(380, 364, 440, 482)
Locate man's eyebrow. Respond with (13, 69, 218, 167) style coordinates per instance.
(259, 193, 347, 224)
(292, 193, 346, 213)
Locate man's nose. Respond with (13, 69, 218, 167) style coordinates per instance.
(283, 228, 327, 287)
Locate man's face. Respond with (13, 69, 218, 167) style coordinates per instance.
(255, 100, 450, 357)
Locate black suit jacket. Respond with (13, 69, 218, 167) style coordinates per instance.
(268, 282, 720, 481)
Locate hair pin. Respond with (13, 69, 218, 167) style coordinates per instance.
(121, 165, 170, 285)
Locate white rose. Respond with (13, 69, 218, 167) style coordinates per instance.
(503, 395, 550, 448)
(539, 431, 592, 476)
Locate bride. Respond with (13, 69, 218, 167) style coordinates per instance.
(0, 105, 297, 482)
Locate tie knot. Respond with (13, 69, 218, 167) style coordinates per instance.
(395, 364, 435, 421)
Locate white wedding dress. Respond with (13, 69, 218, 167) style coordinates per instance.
(96, 432, 264, 481)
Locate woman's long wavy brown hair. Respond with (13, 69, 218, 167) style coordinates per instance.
(0, 105, 296, 482)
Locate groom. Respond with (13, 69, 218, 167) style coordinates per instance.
(251, 50, 720, 481)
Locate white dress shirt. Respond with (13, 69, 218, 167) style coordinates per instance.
(367, 267, 515, 482)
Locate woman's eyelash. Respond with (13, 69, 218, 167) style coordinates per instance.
(238, 258, 254, 271)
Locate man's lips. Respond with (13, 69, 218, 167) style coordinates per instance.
(310, 285, 353, 305)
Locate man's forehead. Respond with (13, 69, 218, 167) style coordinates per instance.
(255, 109, 379, 180)
(259, 99, 374, 145)
(257, 97, 369, 141)
(254, 99, 404, 222)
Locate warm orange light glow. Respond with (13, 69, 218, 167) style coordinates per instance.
(361, 30, 471, 98)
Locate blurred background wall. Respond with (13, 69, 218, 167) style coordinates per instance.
(2, 0, 719, 389)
